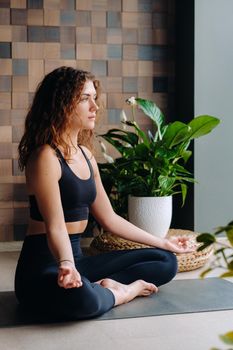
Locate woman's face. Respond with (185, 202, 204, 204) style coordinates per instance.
(71, 80, 99, 131)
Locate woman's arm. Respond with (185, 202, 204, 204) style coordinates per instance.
(26, 145, 82, 288)
(90, 157, 193, 254)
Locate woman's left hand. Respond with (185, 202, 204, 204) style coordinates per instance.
(162, 236, 196, 254)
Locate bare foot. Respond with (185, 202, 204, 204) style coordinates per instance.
(96, 278, 158, 306)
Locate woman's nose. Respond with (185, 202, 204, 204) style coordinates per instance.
(90, 99, 99, 111)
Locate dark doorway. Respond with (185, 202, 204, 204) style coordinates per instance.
(171, 0, 195, 230)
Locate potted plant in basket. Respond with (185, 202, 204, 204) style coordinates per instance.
(98, 97, 220, 237)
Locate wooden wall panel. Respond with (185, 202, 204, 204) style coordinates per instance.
(0, 0, 175, 241)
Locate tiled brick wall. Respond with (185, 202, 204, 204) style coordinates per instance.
(0, 0, 175, 241)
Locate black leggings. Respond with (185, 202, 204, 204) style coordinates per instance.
(15, 234, 177, 320)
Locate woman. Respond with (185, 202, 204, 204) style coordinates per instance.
(15, 66, 192, 321)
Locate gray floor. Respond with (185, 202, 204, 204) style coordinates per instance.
(0, 250, 232, 350)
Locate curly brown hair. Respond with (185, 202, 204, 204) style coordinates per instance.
(18, 66, 101, 170)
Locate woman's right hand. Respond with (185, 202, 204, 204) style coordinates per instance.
(161, 236, 196, 254)
(58, 261, 83, 289)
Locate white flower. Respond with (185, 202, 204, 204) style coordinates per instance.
(120, 110, 127, 130)
(120, 110, 127, 123)
(126, 96, 137, 106)
(99, 141, 107, 153)
(103, 153, 114, 163)
(148, 130, 154, 141)
(99, 141, 114, 163)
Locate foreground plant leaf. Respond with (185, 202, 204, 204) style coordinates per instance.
(219, 271, 233, 278)
(226, 227, 233, 246)
(199, 268, 213, 279)
(220, 331, 233, 345)
(196, 233, 216, 250)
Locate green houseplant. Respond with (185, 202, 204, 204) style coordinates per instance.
(98, 97, 220, 236)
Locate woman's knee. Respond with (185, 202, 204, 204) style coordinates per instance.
(144, 248, 178, 286)
(162, 250, 178, 282)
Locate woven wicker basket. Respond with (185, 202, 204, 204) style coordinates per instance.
(90, 229, 213, 272)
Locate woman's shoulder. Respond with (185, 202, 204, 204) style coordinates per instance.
(79, 145, 98, 170)
(79, 145, 94, 160)
(27, 145, 58, 169)
(26, 145, 61, 188)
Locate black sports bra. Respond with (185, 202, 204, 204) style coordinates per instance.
(29, 146, 97, 222)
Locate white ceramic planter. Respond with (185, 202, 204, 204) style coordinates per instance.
(128, 195, 172, 238)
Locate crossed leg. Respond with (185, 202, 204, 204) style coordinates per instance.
(97, 278, 158, 306)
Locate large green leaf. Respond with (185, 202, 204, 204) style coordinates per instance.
(187, 115, 220, 140)
(125, 120, 150, 147)
(163, 121, 191, 148)
(100, 136, 127, 154)
(135, 98, 164, 139)
(100, 129, 139, 146)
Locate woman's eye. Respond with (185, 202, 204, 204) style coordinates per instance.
(80, 97, 88, 102)
(79, 95, 97, 103)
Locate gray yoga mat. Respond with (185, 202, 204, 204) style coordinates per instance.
(0, 278, 233, 327)
(98, 277, 233, 320)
